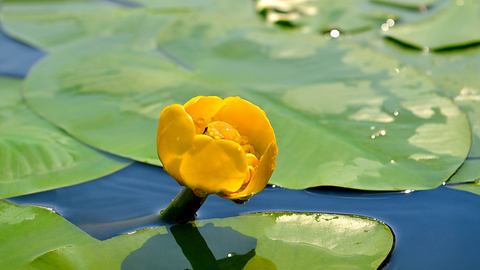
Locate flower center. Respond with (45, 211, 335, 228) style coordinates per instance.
(204, 121, 259, 188)
(204, 121, 241, 142)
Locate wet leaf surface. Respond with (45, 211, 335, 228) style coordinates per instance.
(354, 32, 480, 183)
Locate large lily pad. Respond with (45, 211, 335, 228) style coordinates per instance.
(0, 0, 259, 52)
(20, 211, 394, 270)
(386, 0, 480, 50)
(0, 77, 129, 198)
(0, 200, 96, 270)
(355, 32, 480, 183)
(0, 0, 164, 52)
(23, 24, 471, 190)
(0, 0, 437, 55)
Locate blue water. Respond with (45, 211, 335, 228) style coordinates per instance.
(2, 28, 480, 270)
(0, 30, 44, 78)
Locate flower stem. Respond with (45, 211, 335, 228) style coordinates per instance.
(160, 187, 207, 224)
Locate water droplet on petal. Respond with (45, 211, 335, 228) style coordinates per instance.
(393, 111, 399, 117)
(379, 129, 387, 136)
(390, 159, 396, 164)
(370, 135, 376, 139)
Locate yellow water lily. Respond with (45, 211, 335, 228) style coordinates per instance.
(157, 96, 277, 201)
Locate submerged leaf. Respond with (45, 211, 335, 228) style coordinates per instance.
(0, 77, 130, 198)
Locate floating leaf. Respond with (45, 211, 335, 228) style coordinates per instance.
(355, 32, 480, 183)
(0, 77, 130, 198)
(0, 201, 393, 269)
(448, 182, 480, 196)
(386, 0, 480, 50)
(449, 90, 480, 183)
(0, 0, 259, 52)
(0, 0, 167, 52)
(0, 200, 96, 270)
(1, 0, 433, 55)
(23, 28, 470, 190)
(23, 211, 394, 270)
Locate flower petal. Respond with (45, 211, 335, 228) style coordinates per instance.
(184, 96, 225, 132)
(157, 104, 196, 182)
(213, 97, 275, 155)
(226, 142, 278, 200)
(179, 135, 248, 194)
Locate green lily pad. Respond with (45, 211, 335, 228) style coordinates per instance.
(448, 181, 480, 196)
(355, 32, 480, 183)
(22, 211, 394, 270)
(0, 0, 167, 52)
(23, 26, 470, 190)
(386, 0, 480, 50)
(0, 0, 433, 55)
(0, 0, 262, 52)
(449, 92, 480, 183)
(0, 200, 96, 270)
(0, 77, 130, 198)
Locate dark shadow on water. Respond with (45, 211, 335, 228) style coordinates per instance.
(122, 223, 258, 270)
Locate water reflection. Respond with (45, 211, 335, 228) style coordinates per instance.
(122, 223, 264, 270)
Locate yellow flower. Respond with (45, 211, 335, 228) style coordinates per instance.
(157, 96, 277, 201)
